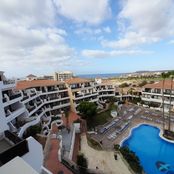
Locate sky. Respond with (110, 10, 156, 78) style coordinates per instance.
(0, 0, 174, 77)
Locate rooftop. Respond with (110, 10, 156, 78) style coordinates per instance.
(0, 157, 39, 174)
(26, 74, 37, 78)
(16, 79, 64, 90)
(144, 80, 174, 90)
(65, 77, 92, 84)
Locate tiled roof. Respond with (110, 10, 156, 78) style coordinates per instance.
(144, 80, 174, 90)
(16, 80, 64, 90)
(65, 77, 92, 84)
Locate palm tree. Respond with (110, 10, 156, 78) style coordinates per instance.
(161, 72, 168, 131)
(168, 75, 174, 131)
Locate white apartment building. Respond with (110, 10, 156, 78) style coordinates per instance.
(54, 71, 73, 81)
(66, 77, 116, 112)
(141, 80, 174, 111)
(0, 71, 70, 137)
(0, 71, 52, 173)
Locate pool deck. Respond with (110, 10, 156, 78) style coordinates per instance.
(114, 118, 162, 145)
(90, 103, 172, 149)
(80, 135, 132, 174)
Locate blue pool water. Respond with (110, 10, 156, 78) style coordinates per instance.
(122, 124, 174, 174)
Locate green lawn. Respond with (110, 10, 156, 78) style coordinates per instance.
(88, 103, 117, 128)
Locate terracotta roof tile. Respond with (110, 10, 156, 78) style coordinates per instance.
(16, 80, 64, 90)
(144, 80, 174, 90)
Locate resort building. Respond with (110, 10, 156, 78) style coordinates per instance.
(66, 77, 116, 112)
(0, 71, 25, 133)
(26, 74, 37, 81)
(141, 80, 174, 111)
(54, 71, 73, 81)
(96, 81, 116, 101)
(0, 71, 70, 137)
(66, 78, 99, 112)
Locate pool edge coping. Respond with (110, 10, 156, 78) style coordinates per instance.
(120, 123, 174, 146)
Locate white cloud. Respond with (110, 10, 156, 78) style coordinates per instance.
(101, 32, 159, 49)
(0, 0, 76, 75)
(75, 26, 111, 36)
(102, 0, 174, 48)
(81, 49, 153, 58)
(0, 0, 55, 27)
(53, 0, 111, 25)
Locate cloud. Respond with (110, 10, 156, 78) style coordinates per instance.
(75, 26, 111, 36)
(81, 49, 153, 58)
(0, 0, 55, 27)
(101, 32, 159, 48)
(53, 0, 111, 25)
(0, 0, 76, 75)
(102, 0, 174, 48)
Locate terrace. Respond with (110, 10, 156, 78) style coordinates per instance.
(0, 131, 29, 166)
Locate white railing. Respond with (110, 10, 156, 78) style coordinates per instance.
(6, 106, 26, 122)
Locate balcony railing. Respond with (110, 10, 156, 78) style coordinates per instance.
(27, 106, 36, 112)
(0, 140, 29, 165)
(4, 130, 22, 144)
(9, 93, 21, 100)
(3, 98, 7, 103)
(21, 95, 29, 101)
(59, 87, 67, 90)
(3, 80, 15, 85)
(36, 101, 42, 106)
(30, 93, 36, 97)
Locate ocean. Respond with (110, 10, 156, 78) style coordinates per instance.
(77, 73, 124, 79)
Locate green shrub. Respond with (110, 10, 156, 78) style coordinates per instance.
(120, 146, 143, 173)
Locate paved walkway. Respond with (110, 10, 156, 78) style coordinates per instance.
(44, 112, 80, 174)
(80, 135, 132, 174)
(44, 124, 73, 174)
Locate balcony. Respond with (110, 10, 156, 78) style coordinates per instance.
(27, 106, 36, 112)
(47, 88, 57, 92)
(59, 87, 67, 90)
(2, 80, 16, 89)
(0, 131, 29, 165)
(3, 98, 7, 103)
(9, 93, 21, 100)
(21, 95, 29, 102)
(74, 92, 98, 100)
(6, 107, 26, 122)
(30, 93, 36, 97)
(36, 101, 42, 107)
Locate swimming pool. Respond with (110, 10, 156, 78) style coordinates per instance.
(122, 124, 174, 174)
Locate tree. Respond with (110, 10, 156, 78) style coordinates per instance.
(161, 72, 169, 131)
(78, 101, 97, 121)
(120, 146, 143, 174)
(77, 153, 88, 174)
(138, 80, 147, 87)
(108, 96, 117, 103)
(119, 82, 129, 88)
(168, 75, 174, 131)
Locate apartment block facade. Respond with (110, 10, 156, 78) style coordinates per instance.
(142, 80, 174, 112)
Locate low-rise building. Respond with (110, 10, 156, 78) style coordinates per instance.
(54, 71, 73, 81)
(142, 80, 174, 111)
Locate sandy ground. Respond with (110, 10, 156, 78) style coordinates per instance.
(80, 135, 132, 174)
